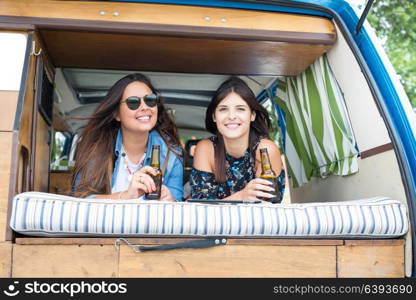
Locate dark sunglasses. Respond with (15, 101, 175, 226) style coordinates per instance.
(122, 93, 160, 110)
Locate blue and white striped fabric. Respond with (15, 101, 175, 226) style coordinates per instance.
(10, 192, 408, 238)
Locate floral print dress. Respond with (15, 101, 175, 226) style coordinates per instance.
(190, 136, 285, 202)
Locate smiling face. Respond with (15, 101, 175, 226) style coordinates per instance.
(116, 81, 158, 133)
(213, 92, 255, 140)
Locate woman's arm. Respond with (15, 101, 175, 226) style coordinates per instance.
(163, 155, 184, 201)
(193, 139, 214, 172)
(223, 139, 281, 201)
(222, 178, 275, 201)
(190, 139, 218, 199)
(96, 166, 158, 199)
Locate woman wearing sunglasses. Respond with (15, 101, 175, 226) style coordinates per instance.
(71, 73, 183, 201)
(190, 77, 285, 202)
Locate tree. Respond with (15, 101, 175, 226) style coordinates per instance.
(367, 0, 416, 108)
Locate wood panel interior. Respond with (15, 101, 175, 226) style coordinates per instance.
(5, 32, 55, 241)
(6, 39, 36, 241)
(15, 238, 345, 246)
(0, 242, 12, 277)
(0, 0, 337, 76)
(0, 133, 14, 242)
(0, 0, 335, 35)
(33, 112, 50, 192)
(17, 44, 36, 162)
(12, 244, 118, 277)
(26, 45, 54, 195)
(10, 238, 404, 278)
(338, 244, 405, 278)
(39, 29, 333, 76)
(119, 244, 336, 277)
(16, 145, 30, 196)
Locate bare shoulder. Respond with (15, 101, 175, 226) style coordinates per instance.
(194, 138, 214, 157)
(257, 138, 281, 156)
(195, 138, 213, 150)
(193, 138, 214, 172)
(255, 138, 283, 174)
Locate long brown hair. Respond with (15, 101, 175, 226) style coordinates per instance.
(205, 77, 271, 182)
(71, 73, 181, 197)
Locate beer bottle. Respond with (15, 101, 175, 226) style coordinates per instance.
(259, 148, 280, 203)
(146, 145, 162, 200)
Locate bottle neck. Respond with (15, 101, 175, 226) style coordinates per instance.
(150, 147, 160, 168)
(261, 152, 272, 171)
(260, 149, 276, 177)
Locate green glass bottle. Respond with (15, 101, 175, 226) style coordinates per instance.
(146, 145, 162, 200)
(259, 148, 280, 203)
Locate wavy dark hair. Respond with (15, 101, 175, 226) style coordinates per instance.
(205, 77, 271, 182)
(71, 73, 182, 197)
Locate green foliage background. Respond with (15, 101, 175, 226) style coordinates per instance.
(367, 0, 416, 108)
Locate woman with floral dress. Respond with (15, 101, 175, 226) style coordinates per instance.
(190, 77, 285, 202)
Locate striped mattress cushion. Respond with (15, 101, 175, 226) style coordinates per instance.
(10, 192, 409, 238)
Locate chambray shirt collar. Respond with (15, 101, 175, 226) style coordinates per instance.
(110, 128, 183, 201)
(113, 128, 165, 187)
(114, 128, 123, 156)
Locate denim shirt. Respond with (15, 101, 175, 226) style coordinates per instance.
(113, 129, 183, 201)
(82, 129, 184, 201)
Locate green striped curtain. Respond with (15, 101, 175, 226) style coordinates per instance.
(274, 55, 359, 187)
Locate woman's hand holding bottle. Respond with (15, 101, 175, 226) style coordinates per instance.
(124, 166, 157, 199)
(121, 166, 174, 202)
(238, 178, 276, 201)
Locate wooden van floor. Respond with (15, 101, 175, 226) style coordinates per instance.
(3, 238, 405, 278)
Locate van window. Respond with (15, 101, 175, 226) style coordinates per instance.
(50, 131, 74, 171)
